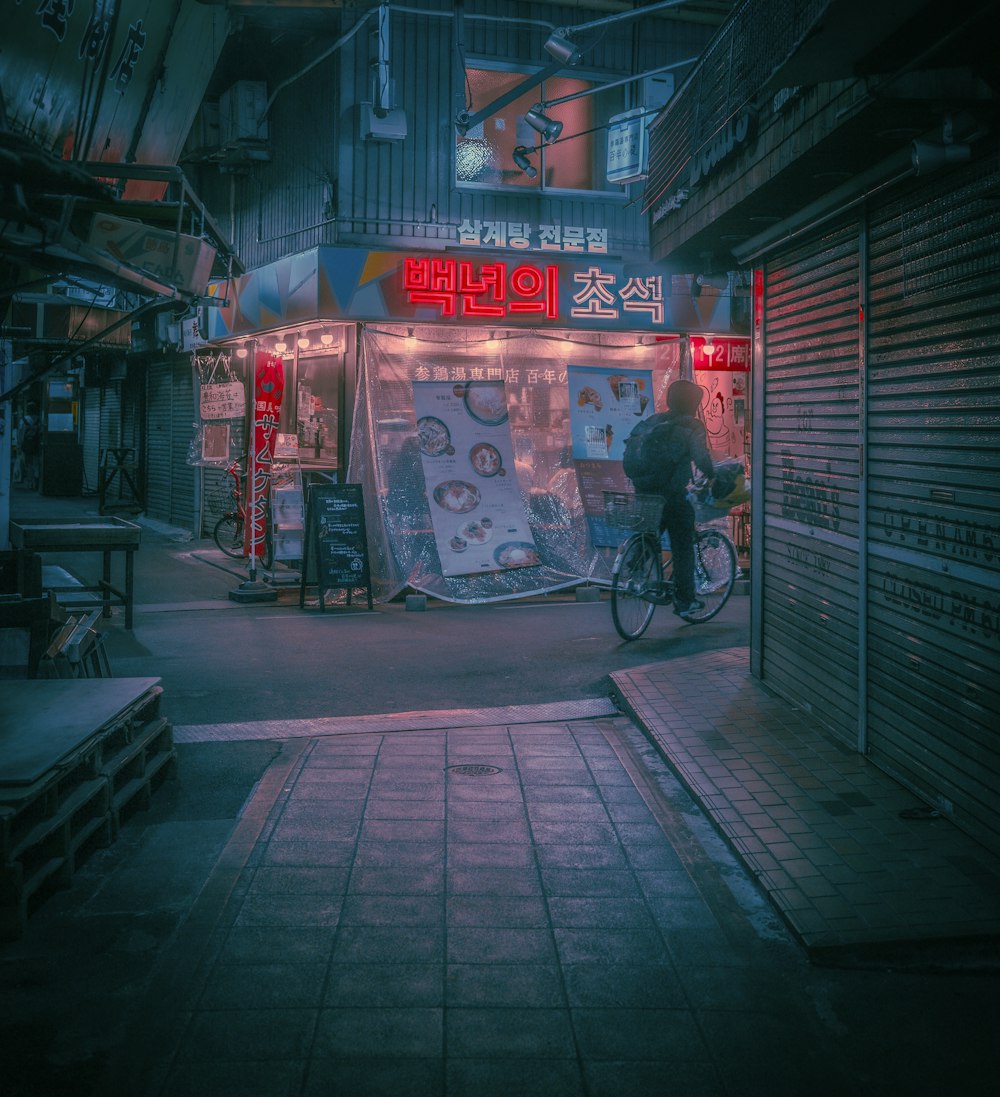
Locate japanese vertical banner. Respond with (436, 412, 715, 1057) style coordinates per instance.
(245, 352, 285, 557)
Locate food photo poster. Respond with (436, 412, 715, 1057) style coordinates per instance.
(412, 380, 539, 578)
(567, 365, 655, 547)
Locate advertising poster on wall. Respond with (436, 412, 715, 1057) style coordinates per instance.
(567, 365, 655, 547)
(412, 380, 538, 578)
(692, 337, 750, 460)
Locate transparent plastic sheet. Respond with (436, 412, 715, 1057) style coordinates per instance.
(348, 324, 680, 603)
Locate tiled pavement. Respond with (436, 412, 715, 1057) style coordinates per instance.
(99, 714, 863, 1097)
(611, 647, 1000, 966)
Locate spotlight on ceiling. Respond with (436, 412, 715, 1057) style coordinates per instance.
(513, 146, 538, 178)
(524, 105, 562, 143)
(544, 29, 581, 66)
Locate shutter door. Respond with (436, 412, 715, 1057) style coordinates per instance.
(80, 387, 101, 495)
(145, 360, 196, 531)
(761, 218, 862, 746)
(866, 162, 1000, 848)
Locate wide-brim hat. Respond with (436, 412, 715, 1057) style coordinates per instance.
(666, 379, 704, 414)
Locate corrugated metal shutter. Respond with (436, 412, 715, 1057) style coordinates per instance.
(80, 386, 101, 495)
(866, 162, 1000, 848)
(761, 218, 862, 746)
(145, 360, 196, 531)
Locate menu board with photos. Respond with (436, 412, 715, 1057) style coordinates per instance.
(412, 380, 539, 578)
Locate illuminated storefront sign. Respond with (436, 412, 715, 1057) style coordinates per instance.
(206, 245, 744, 340)
(403, 258, 665, 326)
(690, 335, 751, 371)
(456, 219, 608, 253)
(403, 258, 559, 319)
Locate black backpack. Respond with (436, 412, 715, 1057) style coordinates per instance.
(622, 414, 675, 484)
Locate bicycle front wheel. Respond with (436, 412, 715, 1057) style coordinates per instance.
(213, 513, 245, 559)
(611, 533, 661, 641)
(684, 529, 737, 623)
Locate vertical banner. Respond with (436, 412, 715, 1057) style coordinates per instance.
(567, 365, 654, 547)
(412, 380, 538, 578)
(245, 352, 285, 557)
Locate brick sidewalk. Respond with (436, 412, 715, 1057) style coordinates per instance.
(610, 648, 1000, 967)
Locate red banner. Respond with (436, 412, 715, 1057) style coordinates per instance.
(690, 335, 751, 371)
(245, 352, 285, 557)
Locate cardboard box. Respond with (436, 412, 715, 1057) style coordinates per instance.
(88, 214, 217, 294)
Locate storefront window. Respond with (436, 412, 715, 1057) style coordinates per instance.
(456, 64, 625, 194)
(290, 353, 342, 466)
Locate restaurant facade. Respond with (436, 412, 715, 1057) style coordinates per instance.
(200, 242, 750, 602)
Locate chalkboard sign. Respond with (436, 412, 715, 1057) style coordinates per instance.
(300, 484, 373, 611)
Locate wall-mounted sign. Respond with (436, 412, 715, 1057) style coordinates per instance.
(689, 109, 755, 188)
(199, 381, 245, 421)
(206, 245, 746, 339)
(403, 258, 667, 326)
(456, 220, 608, 254)
(607, 109, 649, 184)
(690, 335, 751, 371)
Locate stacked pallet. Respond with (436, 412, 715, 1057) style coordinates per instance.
(0, 678, 176, 938)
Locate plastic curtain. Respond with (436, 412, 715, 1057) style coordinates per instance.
(348, 324, 681, 603)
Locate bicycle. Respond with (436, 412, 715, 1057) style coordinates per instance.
(212, 457, 274, 568)
(605, 489, 737, 641)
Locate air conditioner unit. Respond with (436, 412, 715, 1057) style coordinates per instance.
(220, 81, 269, 144)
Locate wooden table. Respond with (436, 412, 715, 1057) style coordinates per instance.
(9, 517, 141, 629)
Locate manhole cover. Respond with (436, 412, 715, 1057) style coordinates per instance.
(446, 764, 503, 777)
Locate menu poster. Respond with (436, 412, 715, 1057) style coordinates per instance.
(412, 380, 539, 578)
(567, 366, 655, 547)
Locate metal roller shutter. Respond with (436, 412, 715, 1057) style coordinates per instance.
(80, 387, 101, 495)
(761, 218, 862, 746)
(145, 360, 196, 531)
(866, 162, 1000, 848)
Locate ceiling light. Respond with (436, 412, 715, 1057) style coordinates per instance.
(405, 327, 416, 346)
(320, 332, 335, 346)
(274, 339, 287, 354)
(297, 334, 311, 349)
(512, 146, 537, 178)
(235, 346, 249, 359)
(524, 105, 562, 143)
(544, 29, 581, 66)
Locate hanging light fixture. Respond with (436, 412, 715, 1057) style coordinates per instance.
(512, 146, 538, 178)
(297, 333, 311, 349)
(320, 331, 335, 347)
(524, 105, 562, 142)
(235, 345, 249, 359)
(544, 29, 581, 66)
(274, 337, 288, 354)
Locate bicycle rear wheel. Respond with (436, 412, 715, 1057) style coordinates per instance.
(611, 533, 661, 640)
(213, 513, 244, 559)
(683, 529, 737, 623)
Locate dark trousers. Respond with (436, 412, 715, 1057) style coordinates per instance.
(660, 494, 696, 606)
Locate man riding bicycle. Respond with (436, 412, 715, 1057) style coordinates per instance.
(624, 379, 714, 619)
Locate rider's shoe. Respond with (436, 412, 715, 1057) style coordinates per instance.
(674, 598, 705, 619)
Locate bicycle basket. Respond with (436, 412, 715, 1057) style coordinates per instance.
(692, 498, 733, 524)
(603, 491, 664, 537)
